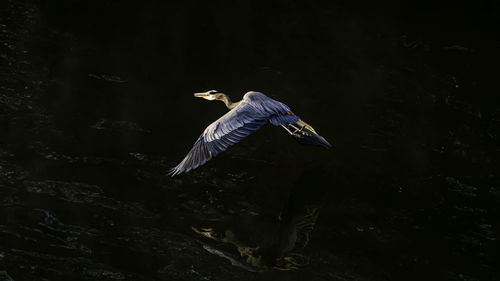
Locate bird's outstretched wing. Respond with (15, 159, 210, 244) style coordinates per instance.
(169, 102, 269, 176)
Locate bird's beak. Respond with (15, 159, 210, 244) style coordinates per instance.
(194, 92, 208, 98)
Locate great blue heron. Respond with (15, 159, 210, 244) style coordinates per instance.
(169, 90, 331, 176)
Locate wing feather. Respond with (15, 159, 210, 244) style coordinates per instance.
(269, 113, 300, 126)
(169, 101, 268, 176)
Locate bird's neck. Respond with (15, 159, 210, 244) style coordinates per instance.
(220, 94, 238, 109)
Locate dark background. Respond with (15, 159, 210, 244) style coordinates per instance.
(1, 0, 499, 280)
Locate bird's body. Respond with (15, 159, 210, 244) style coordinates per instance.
(169, 90, 330, 176)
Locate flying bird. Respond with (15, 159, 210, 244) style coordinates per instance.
(169, 90, 331, 176)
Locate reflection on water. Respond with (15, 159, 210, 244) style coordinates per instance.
(193, 169, 326, 271)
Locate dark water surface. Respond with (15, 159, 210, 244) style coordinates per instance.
(1, 0, 499, 280)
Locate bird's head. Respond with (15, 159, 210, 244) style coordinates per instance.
(194, 90, 226, 101)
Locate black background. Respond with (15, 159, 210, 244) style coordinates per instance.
(1, 0, 499, 280)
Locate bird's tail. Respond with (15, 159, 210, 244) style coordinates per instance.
(282, 120, 331, 148)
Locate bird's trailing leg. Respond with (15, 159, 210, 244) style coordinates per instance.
(282, 124, 309, 137)
(289, 124, 307, 134)
(281, 125, 294, 134)
(281, 125, 300, 136)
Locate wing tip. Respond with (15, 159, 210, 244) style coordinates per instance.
(168, 152, 212, 177)
(321, 137, 332, 148)
(168, 167, 180, 177)
(294, 131, 332, 148)
(168, 164, 188, 177)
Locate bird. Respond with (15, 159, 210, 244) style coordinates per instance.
(169, 90, 331, 176)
